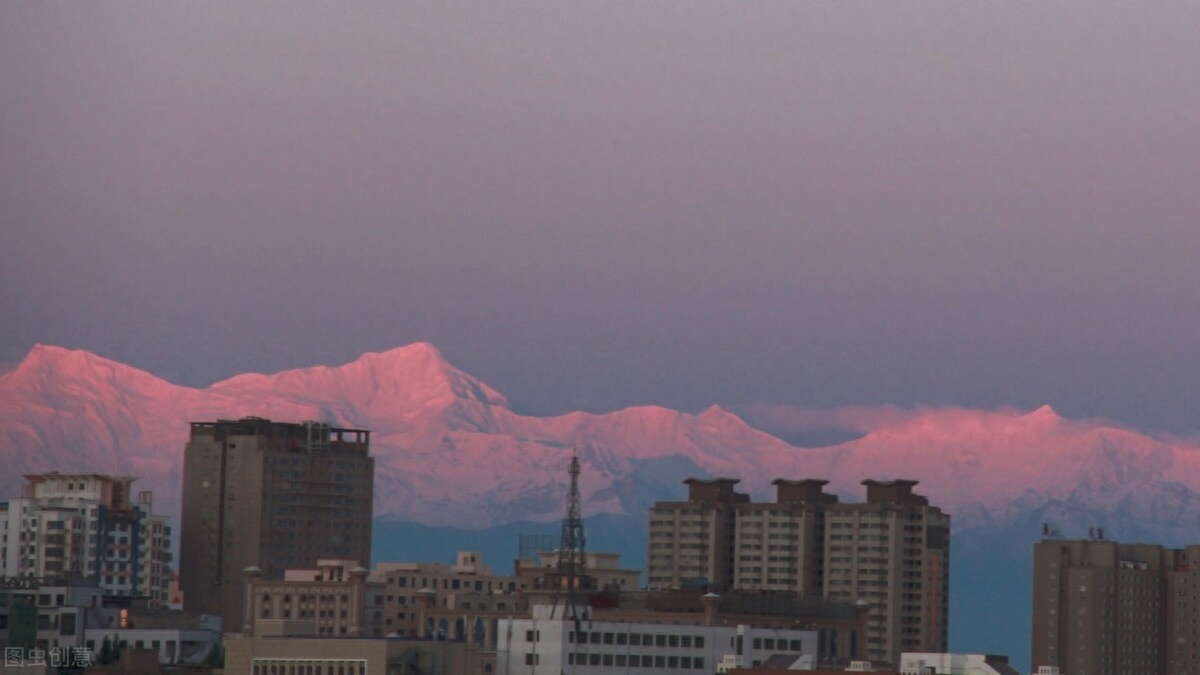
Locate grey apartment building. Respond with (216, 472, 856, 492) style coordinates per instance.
(648, 477, 949, 666)
(1032, 537, 1200, 675)
(179, 417, 374, 630)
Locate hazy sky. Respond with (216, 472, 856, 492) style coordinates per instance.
(3, 3, 1199, 432)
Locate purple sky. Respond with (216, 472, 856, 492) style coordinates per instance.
(3, 3, 1199, 432)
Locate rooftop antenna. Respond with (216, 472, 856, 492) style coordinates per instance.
(1042, 521, 1063, 539)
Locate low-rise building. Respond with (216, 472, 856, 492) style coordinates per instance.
(0, 575, 220, 668)
(897, 652, 1020, 675)
(373, 551, 528, 639)
(0, 576, 100, 654)
(242, 560, 384, 637)
(730, 658, 893, 673)
(224, 634, 486, 675)
(516, 550, 641, 591)
(239, 558, 504, 675)
(87, 609, 222, 666)
(498, 595, 819, 674)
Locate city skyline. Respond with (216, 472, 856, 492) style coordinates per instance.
(2, 5, 1197, 669)
(3, 3, 1200, 435)
(0, 402, 1191, 672)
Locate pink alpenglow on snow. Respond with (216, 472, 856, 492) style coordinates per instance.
(2, 344, 1198, 532)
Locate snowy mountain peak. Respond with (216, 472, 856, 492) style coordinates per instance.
(357, 342, 449, 371)
(4, 344, 172, 394)
(699, 404, 730, 417)
(341, 343, 509, 409)
(207, 344, 509, 416)
(1026, 404, 1061, 421)
(3, 343, 1200, 538)
(14, 344, 111, 375)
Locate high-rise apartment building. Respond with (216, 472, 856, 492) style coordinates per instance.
(734, 479, 837, 597)
(0, 473, 173, 606)
(648, 477, 949, 666)
(180, 417, 374, 630)
(1031, 536, 1200, 675)
(647, 478, 748, 591)
(823, 480, 949, 665)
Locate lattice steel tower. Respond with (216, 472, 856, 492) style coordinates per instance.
(552, 448, 592, 620)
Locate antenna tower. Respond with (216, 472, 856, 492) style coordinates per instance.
(553, 448, 589, 621)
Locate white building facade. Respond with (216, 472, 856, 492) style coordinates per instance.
(898, 652, 1021, 675)
(497, 602, 817, 674)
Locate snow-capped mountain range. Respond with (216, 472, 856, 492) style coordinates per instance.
(3, 343, 1199, 544)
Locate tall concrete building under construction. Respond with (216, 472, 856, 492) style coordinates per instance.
(179, 417, 374, 630)
(648, 477, 949, 666)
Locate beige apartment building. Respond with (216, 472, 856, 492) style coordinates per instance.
(734, 479, 837, 597)
(1032, 537, 1200, 675)
(822, 480, 950, 665)
(648, 477, 950, 667)
(179, 418, 374, 631)
(648, 478, 749, 590)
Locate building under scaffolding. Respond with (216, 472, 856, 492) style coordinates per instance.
(179, 417, 374, 631)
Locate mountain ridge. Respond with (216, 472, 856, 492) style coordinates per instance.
(2, 343, 1198, 540)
